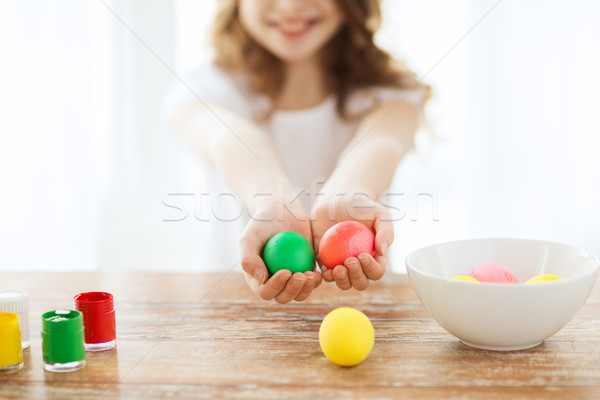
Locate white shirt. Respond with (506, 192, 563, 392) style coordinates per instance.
(164, 62, 423, 271)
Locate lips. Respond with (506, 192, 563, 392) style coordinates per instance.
(268, 17, 319, 38)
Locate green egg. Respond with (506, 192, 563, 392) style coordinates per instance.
(262, 231, 315, 276)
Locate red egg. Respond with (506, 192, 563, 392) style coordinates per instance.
(318, 221, 375, 269)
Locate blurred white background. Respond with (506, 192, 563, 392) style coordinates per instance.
(1, 0, 599, 272)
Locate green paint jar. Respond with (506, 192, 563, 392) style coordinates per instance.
(41, 310, 85, 372)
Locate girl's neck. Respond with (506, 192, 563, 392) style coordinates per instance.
(276, 59, 329, 111)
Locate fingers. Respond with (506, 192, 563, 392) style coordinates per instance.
(294, 271, 316, 302)
(246, 269, 321, 303)
(274, 272, 307, 304)
(257, 269, 292, 300)
(327, 257, 373, 291)
(241, 254, 268, 286)
(322, 254, 383, 289)
(248, 254, 383, 300)
(320, 242, 389, 289)
(344, 257, 369, 290)
(358, 253, 386, 281)
(239, 229, 270, 288)
(243, 272, 260, 295)
(369, 235, 390, 281)
(322, 267, 334, 282)
(311, 269, 323, 289)
(373, 209, 394, 257)
(332, 265, 352, 290)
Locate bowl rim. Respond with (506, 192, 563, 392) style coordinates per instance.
(405, 237, 600, 285)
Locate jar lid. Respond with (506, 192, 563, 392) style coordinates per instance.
(0, 290, 28, 314)
(42, 310, 84, 334)
(74, 292, 114, 314)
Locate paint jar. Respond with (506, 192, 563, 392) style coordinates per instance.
(0, 312, 23, 373)
(41, 310, 85, 372)
(74, 292, 116, 351)
(0, 289, 30, 349)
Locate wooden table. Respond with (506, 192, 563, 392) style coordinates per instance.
(1, 271, 599, 399)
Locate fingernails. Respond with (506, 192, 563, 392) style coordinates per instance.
(279, 271, 291, 283)
(253, 269, 265, 284)
(333, 267, 345, 278)
(292, 280, 303, 289)
(358, 254, 370, 264)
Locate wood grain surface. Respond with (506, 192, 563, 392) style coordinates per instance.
(0, 271, 599, 400)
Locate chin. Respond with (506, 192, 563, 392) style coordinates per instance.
(269, 46, 319, 65)
(276, 53, 315, 64)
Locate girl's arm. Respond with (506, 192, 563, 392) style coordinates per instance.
(171, 101, 294, 207)
(170, 101, 322, 303)
(312, 100, 420, 289)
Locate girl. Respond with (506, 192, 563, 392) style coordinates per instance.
(166, 0, 430, 303)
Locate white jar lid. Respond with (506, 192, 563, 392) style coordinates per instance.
(0, 289, 29, 313)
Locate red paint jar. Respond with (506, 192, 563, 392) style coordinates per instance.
(73, 292, 116, 351)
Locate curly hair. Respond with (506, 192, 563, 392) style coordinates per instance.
(210, 0, 431, 118)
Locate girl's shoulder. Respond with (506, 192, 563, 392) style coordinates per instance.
(163, 61, 263, 119)
(180, 62, 248, 94)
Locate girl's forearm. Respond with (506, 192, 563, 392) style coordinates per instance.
(323, 136, 407, 200)
(321, 101, 419, 200)
(171, 101, 296, 209)
(211, 127, 297, 211)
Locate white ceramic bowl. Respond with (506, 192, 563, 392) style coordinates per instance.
(406, 238, 599, 351)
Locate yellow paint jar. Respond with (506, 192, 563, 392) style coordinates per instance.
(0, 312, 23, 373)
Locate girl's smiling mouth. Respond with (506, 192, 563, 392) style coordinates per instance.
(267, 17, 320, 38)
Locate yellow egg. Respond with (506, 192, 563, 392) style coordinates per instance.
(525, 274, 562, 284)
(451, 275, 479, 282)
(319, 307, 374, 367)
